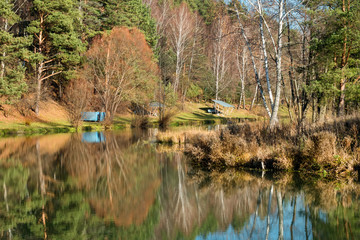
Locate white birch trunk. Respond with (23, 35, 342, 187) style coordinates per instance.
(269, 0, 285, 129)
(258, 0, 274, 108)
(170, 4, 193, 92)
(236, 45, 247, 109)
(0, 19, 7, 79)
(234, 5, 272, 117)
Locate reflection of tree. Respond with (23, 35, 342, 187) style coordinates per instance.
(174, 153, 194, 233)
(0, 159, 31, 238)
(0, 131, 161, 239)
(248, 188, 262, 240)
(4, 133, 360, 239)
(62, 133, 161, 227)
(36, 141, 48, 239)
(276, 188, 284, 240)
(309, 194, 360, 239)
(290, 196, 297, 240)
(265, 185, 273, 240)
(186, 169, 360, 239)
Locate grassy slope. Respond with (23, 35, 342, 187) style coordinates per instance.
(170, 102, 259, 124)
(0, 101, 105, 135)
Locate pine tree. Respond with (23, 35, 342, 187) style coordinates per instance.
(78, 0, 102, 39)
(311, 0, 360, 115)
(101, 0, 158, 49)
(0, 0, 30, 104)
(26, 0, 86, 115)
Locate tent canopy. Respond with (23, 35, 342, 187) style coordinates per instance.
(212, 100, 235, 108)
(81, 112, 106, 122)
(149, 101, 165, 108)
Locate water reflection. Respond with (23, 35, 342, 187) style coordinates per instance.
(81, 132, 105, 143)
(0, 130, 359, 239)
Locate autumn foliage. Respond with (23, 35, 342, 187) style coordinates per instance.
(84, 27, 159, 121)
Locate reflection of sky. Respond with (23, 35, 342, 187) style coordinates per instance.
(196, 195, 313, 240)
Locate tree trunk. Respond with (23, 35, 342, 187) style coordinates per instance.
(188, 15, 199, 80)
(0, 19, 7, 79)
(338, 0, 349, 116)
(174, 49, 182, 92)
(318, 102, 327, 123)
(287, 15, 301, 123)
(258, 0, 274, 108)
(338, 74, 346, 116)
(236, 45, 247, 109)
(35, 68, 42, 115)
(269, 0, 285, 129)
(312, 97, 317, 123)
(250, 85, 258, 110)
(35, 14, 45, 116)
(234, 5, 271, 117)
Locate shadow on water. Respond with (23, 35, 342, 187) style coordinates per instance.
(0, 129, 359, 239)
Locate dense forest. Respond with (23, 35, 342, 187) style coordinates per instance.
(1, 0, 360, 128)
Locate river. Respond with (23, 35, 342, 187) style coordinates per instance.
(0, 128, 359, 239)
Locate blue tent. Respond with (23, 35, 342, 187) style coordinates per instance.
(81, 112, 106, 122)
(82, 132, 105, 143)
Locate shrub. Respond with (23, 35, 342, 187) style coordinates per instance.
(64, 79, 91, 129)
(159, 110, 175, 129)
(131, 115, 149, 129)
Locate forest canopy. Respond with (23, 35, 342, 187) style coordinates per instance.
(0, 0, 359, 127)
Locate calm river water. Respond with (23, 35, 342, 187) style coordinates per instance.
(0, 128, 359, 239)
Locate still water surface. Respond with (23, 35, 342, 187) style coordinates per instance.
(0, 128, 360, 239)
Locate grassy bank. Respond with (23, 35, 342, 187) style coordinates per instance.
(0, 101, 260, 137)
(0, 121, 114, 137)
(185, 116, 360, 179)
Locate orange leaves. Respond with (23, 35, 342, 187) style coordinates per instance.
(87, 27, 157, 75)
(84, 26, 159, 119)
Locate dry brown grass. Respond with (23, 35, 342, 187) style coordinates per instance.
(156, 129, 211, 145)
(185, 116, 360, 178)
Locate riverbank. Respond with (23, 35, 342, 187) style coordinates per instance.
(0, 101, 260, 137)
(185, 116, 360, 179)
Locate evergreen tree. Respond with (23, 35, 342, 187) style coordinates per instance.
(180, 0, 216, 25)
(78, 0, 102, 39)
(26, 0, 86, 115)
(311, 0, 360, 115)
(100, 0, 158, 49)
(0, 0, 30, 104)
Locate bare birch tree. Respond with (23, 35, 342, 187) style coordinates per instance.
(233, 5, 272, 117)
(169, 2, 194, 92)
(234, 0, 303, 129)
(236, 44, 248, 109)
(210, 14, 233, 100)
